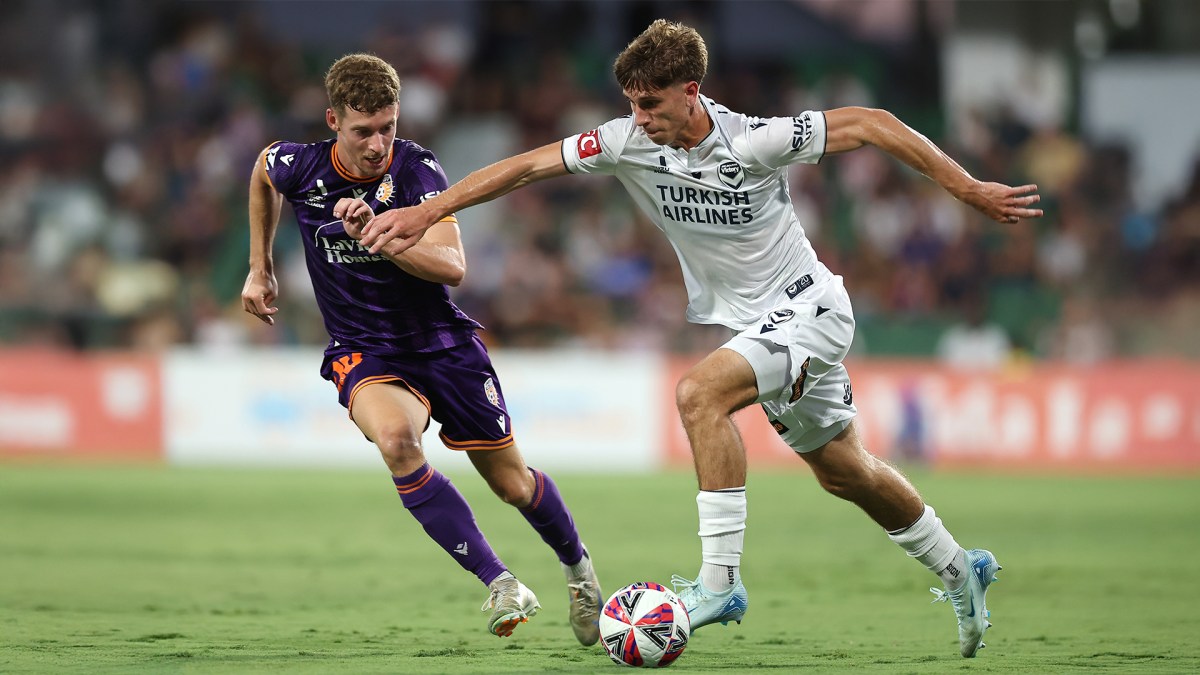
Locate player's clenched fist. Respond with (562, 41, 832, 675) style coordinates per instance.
(333, 197, 375, 240)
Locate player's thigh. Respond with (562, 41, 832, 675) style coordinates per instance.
(724, 282, 854, 405)
(676, 347, 759, 414)
(425, 336, 517, 451)
(350, 381, 431, 451)
(724, 276, 857, 452)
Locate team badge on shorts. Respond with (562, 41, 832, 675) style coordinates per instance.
(483, 377, 500, 408)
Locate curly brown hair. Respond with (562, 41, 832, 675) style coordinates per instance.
(613, 19, 708, 93)
(324, 54, 401, 115)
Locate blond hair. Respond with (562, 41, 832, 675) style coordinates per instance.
(324, 53, 400, 115)
(613, 19, 708, 92)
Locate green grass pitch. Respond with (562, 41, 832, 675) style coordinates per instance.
(2, 464, 1198, 673)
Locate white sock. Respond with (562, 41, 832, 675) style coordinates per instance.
(697, 488, 746, 592)
(564, 548, 592, 579)
(887, 505, 968, 591)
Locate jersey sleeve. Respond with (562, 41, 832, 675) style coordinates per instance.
(260, 141, 309, 195)
(400, 149, 452, 208)
(561, 116, 635, 176)
(742, 110, 827, 171)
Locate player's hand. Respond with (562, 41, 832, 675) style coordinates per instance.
(333, 197, 375, 240)
(360, 206, 432, 255)
(241, 269, 280, 326)
(961, 182, 1043, 224)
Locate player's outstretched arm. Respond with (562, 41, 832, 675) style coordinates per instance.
(359, 142, 569, 255)
(242, 149, 283, 325)
(823, 107, 1044, 224)
(334, 197, 466, 286)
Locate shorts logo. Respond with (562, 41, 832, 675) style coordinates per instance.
(577, 129, 602, 159)
(843, 382, 853, 406)
(484, 377, 500, 408)
(331, 352, 363, 392)
(718, 161, 744, 189)
(789, 357, 811, 404)
(770, 419, 789, 435)
(375, 173, 395, 205)
(786, 275, 813, 299)
(759, 308, 795, 334)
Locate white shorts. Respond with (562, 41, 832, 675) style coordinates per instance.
(723, 275, 857, 454)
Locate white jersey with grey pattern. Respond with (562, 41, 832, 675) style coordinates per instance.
(562, 95, 832, 331)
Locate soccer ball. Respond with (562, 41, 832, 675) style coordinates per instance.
(599, 582, 690, 668)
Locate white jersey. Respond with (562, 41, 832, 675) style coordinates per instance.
(562, 96, 831, 330)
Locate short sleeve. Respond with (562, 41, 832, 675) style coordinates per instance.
(261, 141, 307, 195)
(743, 110, 827, 171)
(561, 116, 634, 176)
(401, 150, 452, 208)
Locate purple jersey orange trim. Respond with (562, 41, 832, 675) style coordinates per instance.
(262, 137, 480, 357)
(330, 142, 395, 183)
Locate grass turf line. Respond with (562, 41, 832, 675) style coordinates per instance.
(1, 465, 1198, 673)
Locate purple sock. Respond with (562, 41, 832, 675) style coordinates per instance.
(520, 468, 585, 566)
(393, 463, 507, 586)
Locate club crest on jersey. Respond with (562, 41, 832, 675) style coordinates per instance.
(719, 161, 744, 189)
(577, 129, 602, 159)
(483, 377, 500, 408)
(375, 173, 395, 205)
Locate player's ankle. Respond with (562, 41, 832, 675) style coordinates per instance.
(700, 563, 740, 592)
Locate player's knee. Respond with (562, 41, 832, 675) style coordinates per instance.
(675, 374, 714, 424)
(811, 460, 872, 501)
(492, 472, 535, 508)
(373, 425, 425, 473)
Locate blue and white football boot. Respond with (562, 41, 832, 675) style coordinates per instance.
(929, 548, 1002, 657)
(671, 574, 749, 633)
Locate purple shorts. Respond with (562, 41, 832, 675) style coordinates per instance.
(320, 335, 514, 451)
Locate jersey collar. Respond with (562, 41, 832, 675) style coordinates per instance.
(331, 143, 394, 183)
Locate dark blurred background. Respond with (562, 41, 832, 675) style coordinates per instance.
(2, 0, 1199, 362)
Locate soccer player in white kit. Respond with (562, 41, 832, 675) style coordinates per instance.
(358, 20, 1042, 658)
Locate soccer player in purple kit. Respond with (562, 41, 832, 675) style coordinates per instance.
(240, 53, 601, 643)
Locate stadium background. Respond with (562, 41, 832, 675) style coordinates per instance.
(2, 2, 1199, 672)
(2, 0, 1198, 468)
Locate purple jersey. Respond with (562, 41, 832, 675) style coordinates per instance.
(263, 138, 480, 356)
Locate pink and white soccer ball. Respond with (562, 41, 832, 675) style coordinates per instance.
(599, 582, 690, 668)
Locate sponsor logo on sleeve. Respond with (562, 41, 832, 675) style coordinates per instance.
(791, 112, 815, 152)
(577, 129, 602, 159)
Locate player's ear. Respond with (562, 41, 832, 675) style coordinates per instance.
(326, 108, 339, 132)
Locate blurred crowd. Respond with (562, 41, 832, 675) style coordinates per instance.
(2, 1, 1199, 362)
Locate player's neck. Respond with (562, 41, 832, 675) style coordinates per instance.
(670, 108, 714, 151)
